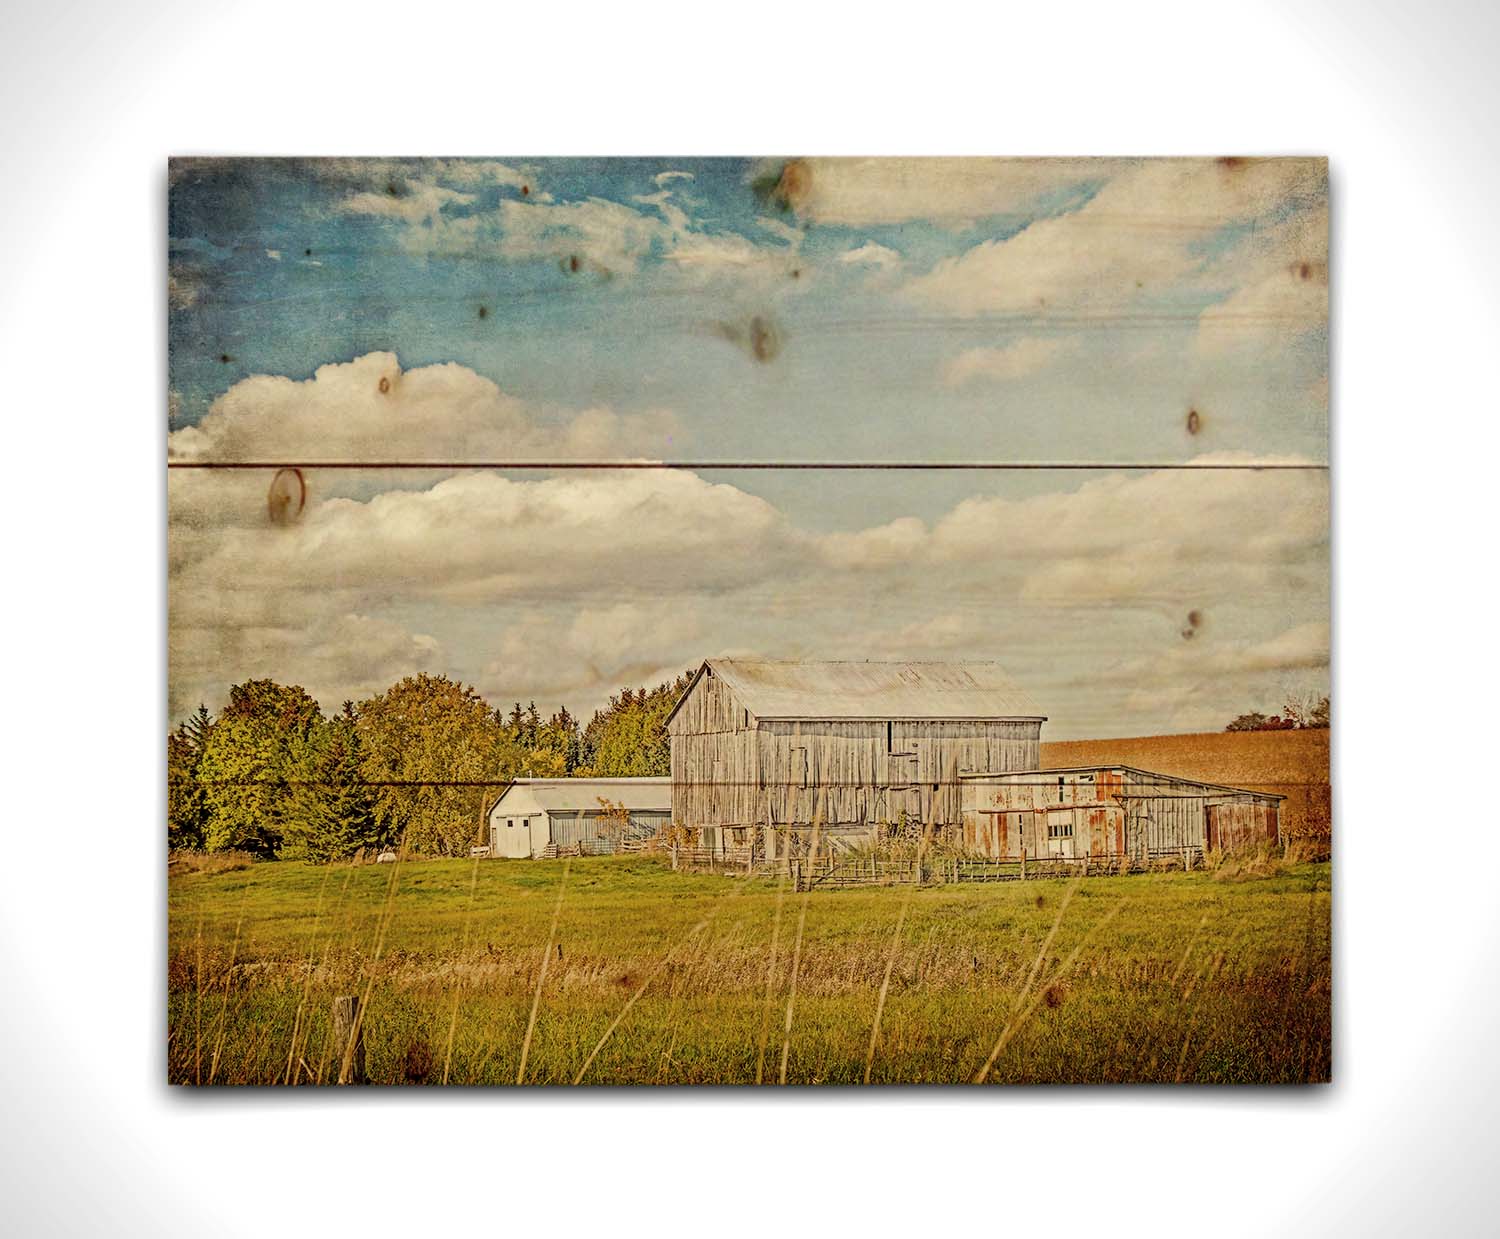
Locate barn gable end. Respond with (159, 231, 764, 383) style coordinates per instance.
(668, 659, 1046, 852)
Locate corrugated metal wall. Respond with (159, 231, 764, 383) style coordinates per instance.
(548, 809, 671, 850)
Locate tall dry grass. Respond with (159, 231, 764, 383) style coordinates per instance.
(168, 852, 1331, 1086)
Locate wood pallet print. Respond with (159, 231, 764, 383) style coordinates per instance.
(166, 157, 1331, 1086)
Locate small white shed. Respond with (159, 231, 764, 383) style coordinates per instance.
(486, 777, 672, 858)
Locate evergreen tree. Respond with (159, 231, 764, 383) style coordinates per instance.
(167, 704, 213, 851)
(547, 706, 583, 774)
(282, 703, 381, 862)
(581, 671, 693, 776)
(183, 703, 212, 752)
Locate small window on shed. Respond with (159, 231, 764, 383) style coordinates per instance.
(507, 819, 514, 829)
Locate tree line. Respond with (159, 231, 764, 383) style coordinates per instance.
(168, 670, 693, 862)
(1225, 694, 1330, 733)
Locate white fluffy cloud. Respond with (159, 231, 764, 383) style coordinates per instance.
(839, 241, 902, 269)
(166, 352, 676, 465)
(205, 469, 796, 602)
(815, 458, 1327, 639)
(341, 174, 804, 286)
(339, 181, 476, 224)
(902, 159, 1326, 321)
(170, 604, 444, 722)
(941, 338, 1072, 387)
(479, 602, 704, 706)
(1197, 204, 1329, 356)
(166, 463, 802, 717)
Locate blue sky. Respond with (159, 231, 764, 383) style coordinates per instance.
(168, 157, 1329, 735)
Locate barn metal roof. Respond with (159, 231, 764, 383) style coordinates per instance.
(961, 765, 1284, 800)
(674, 658, 1045, 722)
(494, 777, 670, 813)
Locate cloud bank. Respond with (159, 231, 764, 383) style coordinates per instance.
(169, 356, 1327, 737)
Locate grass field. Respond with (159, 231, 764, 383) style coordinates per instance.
(167, 854, 1331, 1086)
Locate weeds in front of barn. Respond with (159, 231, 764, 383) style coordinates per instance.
(167, 852, 1331, 1086)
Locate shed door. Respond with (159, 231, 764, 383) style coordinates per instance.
(1046, 810, 1075, 858)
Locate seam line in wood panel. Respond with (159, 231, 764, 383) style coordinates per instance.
(166, 460, 1330, 472)
(193, 779, 1330, 789)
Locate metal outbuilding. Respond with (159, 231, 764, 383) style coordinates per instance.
(960, 765, 1283, 862)
(486, 777, 671, 858)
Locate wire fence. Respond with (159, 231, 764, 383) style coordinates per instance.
(631, 844, 1211, 890)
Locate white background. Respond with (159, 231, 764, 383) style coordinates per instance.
(2, 1, 1497, 1234)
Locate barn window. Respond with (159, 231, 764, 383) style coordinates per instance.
(743, 708, 749, 728)
(1047, 819, 1074, 839)
(886, 721, 893, 753)
(507, 819, 514, 829)
(1057, 777, 1065, 803)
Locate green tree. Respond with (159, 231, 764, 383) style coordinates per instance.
(281, 703, 382, 863)
(198, 680, 323, 855)
(581, 671, 693, 776)
(356, 674, 518, 856)
(167, 704, 213, 851)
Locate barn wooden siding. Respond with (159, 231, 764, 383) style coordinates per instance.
(668, 669, 1041, 843)
(960, 767, 1281, 859)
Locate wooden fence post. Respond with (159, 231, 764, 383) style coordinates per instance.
(333, 994, 367, 1085)
(1020, 846, 1027, 882)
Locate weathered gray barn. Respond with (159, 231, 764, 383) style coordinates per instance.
(487, 777, 670, 858)
(959, 765, 1283, 861)
(665, 658, 1045, 856)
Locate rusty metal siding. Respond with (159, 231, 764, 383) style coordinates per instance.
(961, 765, 1282, 859)
(961, 778, 1126, 860)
